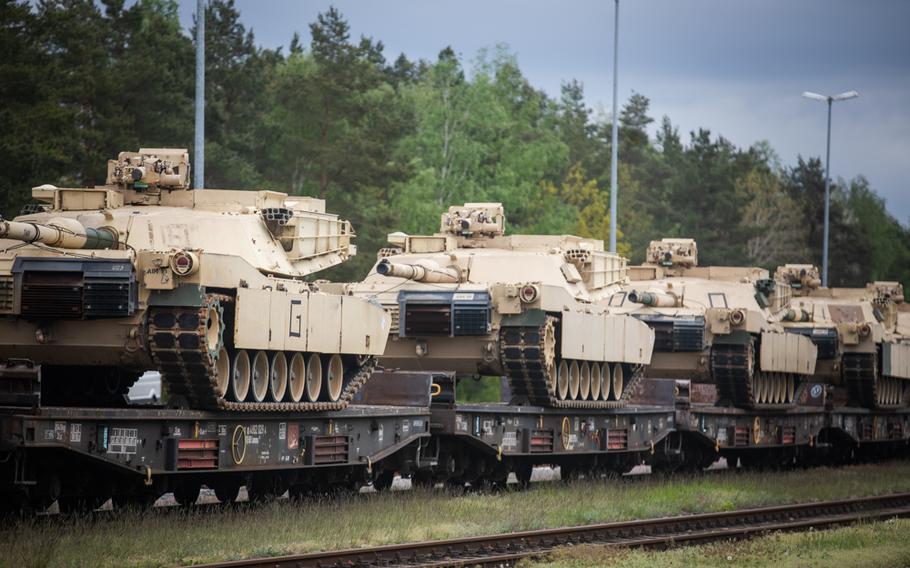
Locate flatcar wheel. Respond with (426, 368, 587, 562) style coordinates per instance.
(173, 481, 201, 507)
(30, 472, 60, 511)
(230, 350, 251, 402)
(212, 479, 241, 504)
(59, 472, 111, 514)
(559, 465, 579, 483)
(410, 471, 436, 490)
(579, 362, 591, 401)
(250, 351, 269, 403)
(112, 489, 159, 510)
(324, 354, 344, 402)
(247, 474, 287, 503)
(612, 364, 624, 401)
(371, 470, 395, 492)
(569, 361, 580, 400)
(288, 352, 306, 402)
(213, 347, 230, 398)
(288, 483, 317, 501)
(57, 491, 107, 515)
(269, 352, 288, 402)
(305, 354, 323, 402)
(590, 362, 602, 401)
(514, 462, 534, 489)
(557, 360, 570, 400)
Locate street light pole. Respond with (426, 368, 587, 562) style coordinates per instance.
(822, 98, 832, 289)
(801, 90, 858, 287)
(194, 0, 205, 190)
(609, 0, 619, 254)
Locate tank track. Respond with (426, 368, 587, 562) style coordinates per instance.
(842, 352, 894, 409)
(712, 341, 802, 409)
(499, 317, 642, 409)
(148, 294, 376, 412)
(219, 357, 376, 412)
(711, 342, 755, 408)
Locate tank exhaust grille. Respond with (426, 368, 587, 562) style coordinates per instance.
(404, 305, 451, 336)
(633, 314, 704, 352)
(398, 290, 491, 337)
(21, 271, 82, 318)
(83, 277, 132, 317)
(380, 302, 400, 334)
(12, 258, 136, 319)
(0, 275, 14, 314)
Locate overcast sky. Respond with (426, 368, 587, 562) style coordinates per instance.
(177, 0, 910, 224)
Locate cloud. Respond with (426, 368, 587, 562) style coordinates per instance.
(175, 0, 910, 221)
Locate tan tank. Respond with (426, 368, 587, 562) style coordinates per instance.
(0, 149, 389, 410)
(774, 269, 910, 408)
(610, 239, 818, 409)
(349, 203, 654, 408)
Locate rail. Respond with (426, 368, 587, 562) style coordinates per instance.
(188, 492, 910, 568)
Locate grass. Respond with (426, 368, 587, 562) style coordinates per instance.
(533, 519, 910, 567)
(2, 461, 910, 567)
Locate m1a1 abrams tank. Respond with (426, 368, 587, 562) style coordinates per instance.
(0, 149, 389, 410)
(609, 239, 818, 409)
(774, 268, 910, 408)
(349, 203, 654, 408)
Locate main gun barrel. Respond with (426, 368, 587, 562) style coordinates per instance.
(376, 258, 460, 283)
(781, 308, 812, 322)
(0, 218, 118, 250)
(628, 289, 680, 308)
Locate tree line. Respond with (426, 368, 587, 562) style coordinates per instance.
(3, 0, 908, 288)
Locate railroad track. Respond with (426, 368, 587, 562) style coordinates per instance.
(190, 492, 910, 568)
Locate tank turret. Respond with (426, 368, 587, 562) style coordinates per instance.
(350, 203, 654, 409)
(0, 149, 388, 411)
